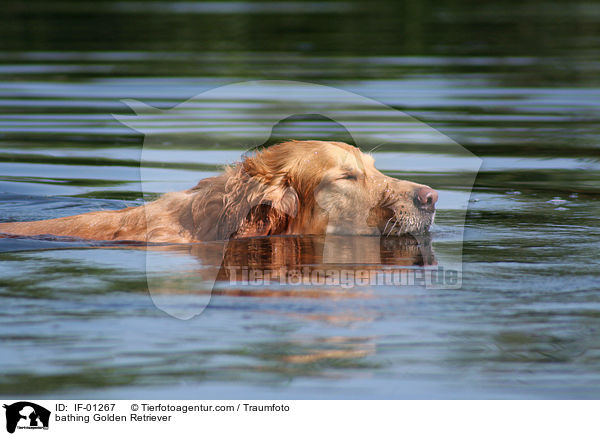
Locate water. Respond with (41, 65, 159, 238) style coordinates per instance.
(1, 0, 600, 399)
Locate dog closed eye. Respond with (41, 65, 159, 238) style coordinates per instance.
(338, 173, 359, 181)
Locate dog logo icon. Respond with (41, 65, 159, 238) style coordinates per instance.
(3, 402, 50, 434)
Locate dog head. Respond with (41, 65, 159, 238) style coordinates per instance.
(218, 140, 437, 239)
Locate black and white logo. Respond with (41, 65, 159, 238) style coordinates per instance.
(3, 402, 50, 434)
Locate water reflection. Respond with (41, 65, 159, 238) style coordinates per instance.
(150, 234, 436, 288)
(140, 234, 435, 363)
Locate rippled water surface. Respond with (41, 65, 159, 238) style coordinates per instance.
(1, 0, 600, 399)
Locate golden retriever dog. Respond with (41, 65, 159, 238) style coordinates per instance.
(0, 140, 438, 243)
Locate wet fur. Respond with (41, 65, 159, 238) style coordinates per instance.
(0, 140, 435, 243)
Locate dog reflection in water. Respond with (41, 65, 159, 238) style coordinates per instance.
(150, 233, 435, 294)
(216, 233, 435, 290)
(149, 233, 435, 364)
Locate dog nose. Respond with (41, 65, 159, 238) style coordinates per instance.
(415, 187, 438, 210)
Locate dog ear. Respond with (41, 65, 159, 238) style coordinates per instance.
(217, 169, 299, 239)
(241, 185, 299, 238)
